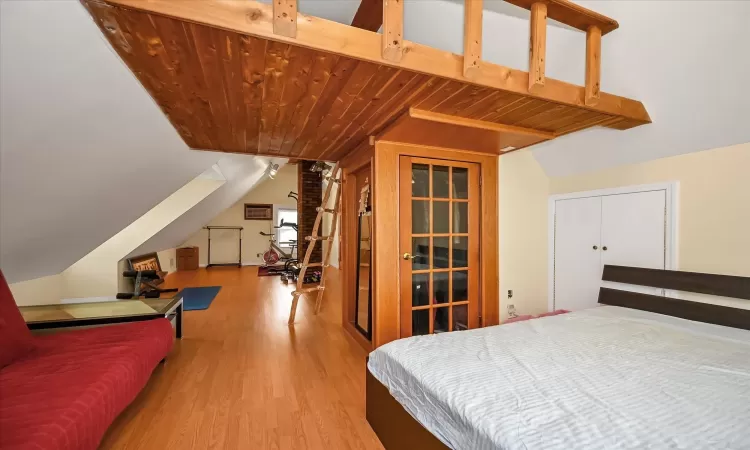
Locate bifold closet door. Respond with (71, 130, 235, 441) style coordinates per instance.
(601, 191, 666, 271)
(554, 197, 603, 311)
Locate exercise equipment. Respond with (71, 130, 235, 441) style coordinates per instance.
(117, 270, 178, 299)
(204, 226, 243, 268)
(260, 219, 299, 283)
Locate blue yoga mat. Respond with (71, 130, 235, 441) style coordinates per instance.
(179, 286, 221, 311)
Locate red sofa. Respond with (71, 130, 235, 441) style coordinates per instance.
(0, 271, 174, 450)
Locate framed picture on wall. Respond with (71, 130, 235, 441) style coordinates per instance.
(127, 252, 162, 272)
(244, 203, 273, 220)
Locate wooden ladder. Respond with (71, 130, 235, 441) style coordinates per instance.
(288, 163, 341, 325)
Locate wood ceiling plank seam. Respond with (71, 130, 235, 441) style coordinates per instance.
(310, 66, 404, 157)
(501, 100, 557, 126)
(323, 70, 419, 159)
(451, 90, 503, 119)
(542, 108, 598, 132)
(267, 46, 317, 153)
(324, 73, 443, 160)
(150, 15, 221, 150)
(317, 65, 404, 158)
(324, 72, 435, 160)
(432, 85, 493, 116)
(512, 103, 570, 129)
(555, 113, 615, 135)
(188, 23, 241, 151)
(529, 106, 589, 131)
(463, 91, 522, 120)
(427, 84, 469, 112)
(415, 80, 467, 111)
(240, 36, 269, 154)
(258, 42, 293, 153)
(481, 97, 539, 123)
(308, 61, 380, 157)
(214, 28, 248, 152)
(277, 53, 340, 155)
(290, 57, 359, 157)
(118, 9, 204, 149)
(474, 95, 528, 121)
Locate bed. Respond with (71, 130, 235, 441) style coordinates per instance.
(366, 265, 750, 450)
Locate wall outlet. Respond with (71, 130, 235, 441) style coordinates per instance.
(507, 304, 518, 318)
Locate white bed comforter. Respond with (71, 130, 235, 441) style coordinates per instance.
(368, 306, 750, 450)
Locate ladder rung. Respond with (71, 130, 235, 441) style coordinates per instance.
(305, 262, 328, 268)
(305, 236, 332, 241)
(325, 176, 341, 183)
(316, 207, 338, 213)
(293, 286, 325, 295)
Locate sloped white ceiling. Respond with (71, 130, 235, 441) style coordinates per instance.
(0, 0, 219, 283)
(129, 156, 288, 258)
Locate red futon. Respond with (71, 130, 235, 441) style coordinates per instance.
(0, 271, 173, 450)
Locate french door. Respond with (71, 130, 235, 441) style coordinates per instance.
(399, 157, 481, 337)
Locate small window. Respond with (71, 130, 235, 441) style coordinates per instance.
(277, 209, 298, 248)
(244, 203, 272, 220)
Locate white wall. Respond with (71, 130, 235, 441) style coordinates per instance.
(0, 1, 219, 283)
(61, 174, 224, 299)
(182, 165, 298, 266)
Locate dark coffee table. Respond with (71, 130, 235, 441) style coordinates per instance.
(19, 295, 183, 338)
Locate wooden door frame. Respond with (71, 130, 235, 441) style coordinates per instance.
(547, 182, 679, 312)
(340, 143, 375, 352)
(373, 141, 499, 348)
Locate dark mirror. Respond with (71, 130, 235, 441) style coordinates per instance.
(354, 211, 372, 339)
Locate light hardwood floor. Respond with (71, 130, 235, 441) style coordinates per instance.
(100, 267, 384, 450)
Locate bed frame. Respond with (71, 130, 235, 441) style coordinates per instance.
(366, 265, 750, 449)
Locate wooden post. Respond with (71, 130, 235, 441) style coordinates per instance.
(463, 0, 483, 79)
(273, 0, 297, 38)
(382, 0, 403, 62)
(585, 25, 602, 106)
(528, 2, 547, 92)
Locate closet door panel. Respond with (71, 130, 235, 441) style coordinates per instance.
(601, 191, 666, 270)
(554, 197, 602, 311)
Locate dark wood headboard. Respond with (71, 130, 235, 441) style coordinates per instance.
(598, 265, 750, 330)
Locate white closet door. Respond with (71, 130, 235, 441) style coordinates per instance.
(601, 191, 666, 271)
(554, 197, 602, 311)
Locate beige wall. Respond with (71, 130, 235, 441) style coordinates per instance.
(498, 151, 551, 320)
(8, 273, 63, 307)
(551, 142, 750, 277)
(182, 165, 298, 266)
(496, 142, 750, 320)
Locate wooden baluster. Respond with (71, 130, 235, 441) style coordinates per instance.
(463, 0, 483, 79)
(273, 0, 297, 38)
(585, 25, 602, 106)
(382, 0, 403, 62)
(528, 2, 547, 92)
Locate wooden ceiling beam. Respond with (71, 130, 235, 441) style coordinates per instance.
(351, 0, 383, 32)
(463, 0, 482, 79)
(92, 0, 648, 125)
(503, 0, 618, 35)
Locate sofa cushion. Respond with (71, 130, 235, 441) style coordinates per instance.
(0, 270, 34, 369)
(0, 318, 173, 450)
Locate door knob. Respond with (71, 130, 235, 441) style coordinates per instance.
(593, 245, 598, 250)
(602, 246, 608, 251)
(403, 252, 416, 260)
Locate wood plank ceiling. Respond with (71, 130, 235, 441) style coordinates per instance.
(83, 1, 648, 161)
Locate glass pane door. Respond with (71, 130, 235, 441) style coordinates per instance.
(399, 157, 480, 337)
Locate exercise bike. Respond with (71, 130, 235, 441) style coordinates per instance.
(260, 219, 299, 283)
